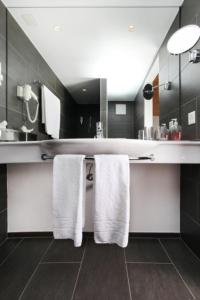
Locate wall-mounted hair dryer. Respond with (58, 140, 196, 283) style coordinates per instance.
(17, 84, 39, 124)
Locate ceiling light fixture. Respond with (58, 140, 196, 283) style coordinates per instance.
(53, 25, 61, 32)
(128, 25, 134, 32)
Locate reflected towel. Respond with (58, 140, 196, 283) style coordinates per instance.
(94, 155, 130, 248)
(42, 85, 60, 139)
(53, 155, 85, 247)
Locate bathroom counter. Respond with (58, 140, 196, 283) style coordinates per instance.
(0, 139, 200, 164)
(5, 139, 189, 234)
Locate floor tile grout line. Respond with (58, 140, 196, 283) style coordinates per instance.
(0, 238, 24, 267)
(124, 249, 133, 300)
(40, 261, 81, 264)
(126, 262, 172, 265)
(18, 239, 54, 300)
(70, 238, 88, 300)
(128, 237, 181, 240)
(181, 238, 200, 264)
(0, 237, 8, 248)
(159, 239, 196, 300)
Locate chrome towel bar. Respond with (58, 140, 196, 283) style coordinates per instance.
(41, 153, 154, 161)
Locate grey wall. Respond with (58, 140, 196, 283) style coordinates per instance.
(181, 165, 200, 258)
(75, 104, 100, 138)
(0, 5, 77, 140)
(0, 2, 7, 244)
(180, 0, 200, 259)
(159, 14, 181, 126)
(108, 102, 134, 138)
(0, 0, 6, 122)
(0, 165, 7, 244)
(134, 86, 145, 138)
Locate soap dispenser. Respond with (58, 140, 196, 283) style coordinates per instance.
(171, 119, 182, 140)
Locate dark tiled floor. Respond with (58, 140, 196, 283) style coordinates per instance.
(0, 237, 199, 300)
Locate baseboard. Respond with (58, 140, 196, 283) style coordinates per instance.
(8, 232, 53, 238)
(8, 232, 181, 239)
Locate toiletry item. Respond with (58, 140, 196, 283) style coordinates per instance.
(96, 122, 104, 138)
(160, 124, 169, 140)
(138, 129, 145, 140)
(144, 127, 154, 140)
(0, 120, 7, 130)
(154, 126, 161, 140)
(171, 119, 182, 140)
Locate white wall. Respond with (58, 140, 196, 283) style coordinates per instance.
(7, 163, 180, 233)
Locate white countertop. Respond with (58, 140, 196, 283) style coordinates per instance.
(0, 139, 200, 164)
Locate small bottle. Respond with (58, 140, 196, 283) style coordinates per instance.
(171, 119, 182, 140)
(160, 123, 169, 140)
(96, 122, 104, 139)
(168, 120, 174, 140)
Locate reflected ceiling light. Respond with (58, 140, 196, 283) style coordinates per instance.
(53, 25, 62, 32)
(82, 88, 87, 92)
(21, 14, 37, 27)
(128, 25, 134, 32)
(167, 24, 200, 55)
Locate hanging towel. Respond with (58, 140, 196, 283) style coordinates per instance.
(94, 155, 130, 248)
(41, 85, 61, 139)
(53, 155, 86, 247)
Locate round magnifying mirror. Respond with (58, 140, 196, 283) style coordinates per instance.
(143, 84, 154, 100)
(167, 24, 200, 55)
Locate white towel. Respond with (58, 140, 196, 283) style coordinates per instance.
(41, 85, 61, 139)
(53, 155, 86, 247)
(94, 155, 130, 248)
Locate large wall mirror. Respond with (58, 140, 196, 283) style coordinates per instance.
(1, 0, 188, 140)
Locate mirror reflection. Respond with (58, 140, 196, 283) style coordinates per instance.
(2, 0, 200, 141)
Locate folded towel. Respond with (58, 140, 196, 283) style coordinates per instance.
(94, 155, 130, 248)
(41, 85, 61, 139)
(53, 155, 86, 247)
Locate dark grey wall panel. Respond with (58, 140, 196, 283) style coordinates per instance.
(180, 0, 200, 260)
(134, 88, 144, 138)
(181, 165, 200, 258)
(108, 102, 134, 139)
(0, 164, 7, 244)
(180, 0, 200, 140)
(75, 104, 100, 138)
(159, 13, 180, 125)
(0, 0, 7, 120)
(0, 1, 7, 244)
(6, 11, 77, 140)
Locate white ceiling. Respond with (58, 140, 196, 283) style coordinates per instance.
(2, 0, 184, 8)
(3, 1, 183, 103)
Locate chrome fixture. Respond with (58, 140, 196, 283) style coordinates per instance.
(189, 49, 200, 63)
(143, 81, 172, 100)
(0, 62, 3, 86)
(41, 154, 154, 161)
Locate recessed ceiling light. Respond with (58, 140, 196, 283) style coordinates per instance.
(21, 14, 38, 27)
(82, 88, 87, 92)
(128, 25, 134, 32)
(54, 25, 61, 32)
